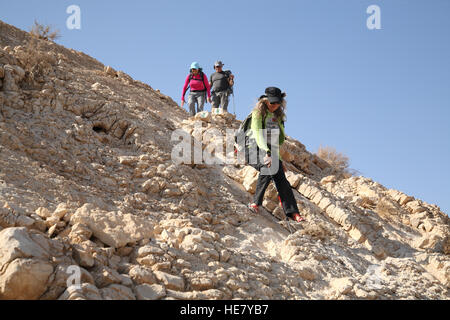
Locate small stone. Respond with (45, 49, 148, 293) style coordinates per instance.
(100, 284, 135, 300)
(53, 203, 71, 219)
(135, 284, 166, 300)
(190, 277, 215, 291)
(153, 271, 184, 291)
(35, 207, 52, 219)
(220, 249, 231, 263)
(128, 265, 157, 285)
(330, 277, 353, 295)
(296, 267, 316, 281)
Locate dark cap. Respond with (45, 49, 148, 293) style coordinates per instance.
(265, 87, 283, 104)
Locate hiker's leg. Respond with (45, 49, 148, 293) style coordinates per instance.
(211, 92, 220, 109)
(253, 173, 272, 206)
(221, 91, 229, 111)
(272, 160, 299, 217)
(197, 92, 206, 113)
(188, 93, 196, 116)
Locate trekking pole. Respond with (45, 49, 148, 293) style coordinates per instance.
(232, 92, 236, 116)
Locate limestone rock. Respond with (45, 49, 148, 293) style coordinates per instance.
(128, 265, 157, 285)
(190, 277, 215, 291)
(100, 284, 136, 300)
(35, 207, 52, 219)
(154, 271, 185, 291)
(58, 283, 102, 300)
(135, 284, 166, 300)
(240, 166, 259, 193)
(330, 277, 354, 295)
(70, 204, 154, 248)
(295, 266, 316, 281)
(72, 242, 95, 268)
(194, 111, 212, 122)
(0, 258, 53, 299)
(285, 171, 302, 189)
(0, 227, 51, 266)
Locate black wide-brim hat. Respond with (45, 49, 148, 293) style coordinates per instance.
(265, 87, 283, 103)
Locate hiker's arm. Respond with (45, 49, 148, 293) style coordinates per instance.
(204, 73, 211, 99)
(181, 75, 190, 102)
(250, 112, 270, 154)
(278, 120, 285, 161)
(228, 73, 234, 86)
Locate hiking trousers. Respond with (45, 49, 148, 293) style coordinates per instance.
(252, 160, 299, 218)
(211, 90, 229, 111)
(188, 91, 206, 116)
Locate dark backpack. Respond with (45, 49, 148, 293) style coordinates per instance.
(234, 112, 284, 164)
(223, 70, 234, 94)
(233, 113, 264, 164)
(210, 70, 234, 94)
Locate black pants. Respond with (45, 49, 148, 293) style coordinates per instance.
(252, 159, 299, 218)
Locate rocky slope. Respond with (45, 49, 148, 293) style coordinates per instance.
(0, 20, 448, 300)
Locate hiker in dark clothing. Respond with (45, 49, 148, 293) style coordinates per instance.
(209, 61, 234, 112)
(247, 87, 305, 223)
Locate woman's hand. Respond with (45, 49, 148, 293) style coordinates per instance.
(207, 97, 212, 104)
(264, 155, 272, 168)
(181, 100, 185, 107)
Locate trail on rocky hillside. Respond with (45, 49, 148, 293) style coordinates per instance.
(0, 20, 448, 300)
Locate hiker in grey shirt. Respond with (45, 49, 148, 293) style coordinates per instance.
(209, 61, 234, 112)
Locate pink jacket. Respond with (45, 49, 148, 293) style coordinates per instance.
(181, 73, 211, 101)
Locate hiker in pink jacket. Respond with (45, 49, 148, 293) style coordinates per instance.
(181, 62, 212, 116)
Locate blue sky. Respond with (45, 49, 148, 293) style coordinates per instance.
(1, 0, 449, 215)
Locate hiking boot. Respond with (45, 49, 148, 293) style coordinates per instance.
(292, 213, 305, 222)
(248, 203, 259, 213)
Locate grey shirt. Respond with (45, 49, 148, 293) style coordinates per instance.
(209, 71, 231, 93)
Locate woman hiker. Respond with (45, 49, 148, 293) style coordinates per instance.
(181, 62, 212, 116)
(247, 87, 305, 223)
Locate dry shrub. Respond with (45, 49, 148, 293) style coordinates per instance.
(316, 146, 353, 177)
(16, 38, 56, 82)
(29, 20, 60, 41)
(13, 20, 60, 81)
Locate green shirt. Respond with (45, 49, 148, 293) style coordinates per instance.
(248, 110, 285, 158)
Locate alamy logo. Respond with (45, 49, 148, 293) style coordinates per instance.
(66, 5, 81, 30)
(66, 265, 81, 290)
(367, 5, 381, 30)
(365, 264, 383, 290)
